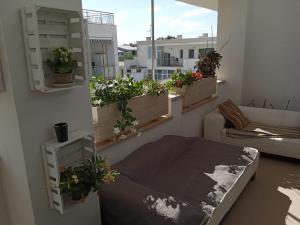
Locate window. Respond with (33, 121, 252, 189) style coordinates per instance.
(155, 70, 162, 80)
(199, 49, 206, 58)
(179, 49, 183, 59)
(161, 70, 168, 80)
(206, 48, 214, 54)
(199, 48, 215, 58)
(168, 70, 174, 78)
(147, 47, 152, 59)
(188, 49, 194, 59)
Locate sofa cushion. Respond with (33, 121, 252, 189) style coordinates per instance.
(226, 122, 300, 139)
(218, 99, 249, 130)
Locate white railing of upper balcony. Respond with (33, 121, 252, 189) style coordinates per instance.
(82, 9, 114, 25)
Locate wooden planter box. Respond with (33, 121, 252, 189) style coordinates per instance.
(92, 93, 169, 143)
(174, 77, 217, 109)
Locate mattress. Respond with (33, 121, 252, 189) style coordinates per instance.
(207, 148, 259, 225)
(100, 136, 259, 225)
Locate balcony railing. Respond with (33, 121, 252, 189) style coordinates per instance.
(83, 9, 114, 25)
(157, 57, 183, 67)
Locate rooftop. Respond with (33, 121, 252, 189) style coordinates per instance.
(118, 45, 138, 52)
(137, 34, 217, 46)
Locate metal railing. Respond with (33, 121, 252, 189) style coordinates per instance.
(157, 57, 183, 67)
(83, 9, 114, 25)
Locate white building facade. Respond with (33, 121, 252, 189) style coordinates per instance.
(137, 34, 217, 80)
(84, 9, 119, 79)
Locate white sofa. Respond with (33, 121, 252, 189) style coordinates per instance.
(204, 106, 300, 159)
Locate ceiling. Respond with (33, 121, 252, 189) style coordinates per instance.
(176, 0, 218, 11)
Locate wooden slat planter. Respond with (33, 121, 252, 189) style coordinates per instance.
(92, 93, 169, 143)
(174, 77, 217, 109)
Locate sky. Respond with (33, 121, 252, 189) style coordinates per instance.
(82, 0, 218, 45)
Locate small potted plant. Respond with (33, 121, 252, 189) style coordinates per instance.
(59, 156, 119, 202)
(47, 47, 78, 85)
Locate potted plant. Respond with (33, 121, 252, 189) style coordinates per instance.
(59, 156, 119, 202)
(196, 49, 222, 77)
(90, 77, 168, 143)
(166, 50, 222, 109)
(47, 47, 78, 85)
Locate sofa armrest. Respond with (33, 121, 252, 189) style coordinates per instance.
(204, 109, 226, 142)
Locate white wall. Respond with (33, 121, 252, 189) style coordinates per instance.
(241, 0, 300, 111)
(0, 15, 35, 225)
(1, 0, 101, 225)
(217, 0, 249, 104)
(0, 181, 9, 225)
(217, 0, 300, 110)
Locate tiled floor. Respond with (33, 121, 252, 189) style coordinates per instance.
(221, 156, 300, 225)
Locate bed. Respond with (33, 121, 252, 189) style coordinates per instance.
(100, 136, 259, 225)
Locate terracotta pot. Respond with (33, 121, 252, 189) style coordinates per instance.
(53, 73, 75, 84)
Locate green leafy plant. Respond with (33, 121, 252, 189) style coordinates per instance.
(196, 50, 222, 77)
(143, 79, 166, 96)
(47, 47, 77, 74)
(59, 156, 119, 201)
(90, 77, 167, 134)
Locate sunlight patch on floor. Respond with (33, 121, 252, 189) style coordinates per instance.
(277, 186, 300, 225)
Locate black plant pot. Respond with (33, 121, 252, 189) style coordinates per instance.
(71, 191, 82, 202)
(54, 123, 68, 143)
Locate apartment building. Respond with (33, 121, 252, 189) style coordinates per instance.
(83, 9, 119, 79)
(136, 34, 217, 80)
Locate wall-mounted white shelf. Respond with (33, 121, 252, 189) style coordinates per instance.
(21, 5, 89, 93)
(42, 130, 95, 215)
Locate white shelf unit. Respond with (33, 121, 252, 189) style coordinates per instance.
(42, 130, 95, 215)
(21, 5, 89, 92)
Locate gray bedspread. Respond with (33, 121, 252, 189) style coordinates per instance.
(100, 136, 258, 225)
